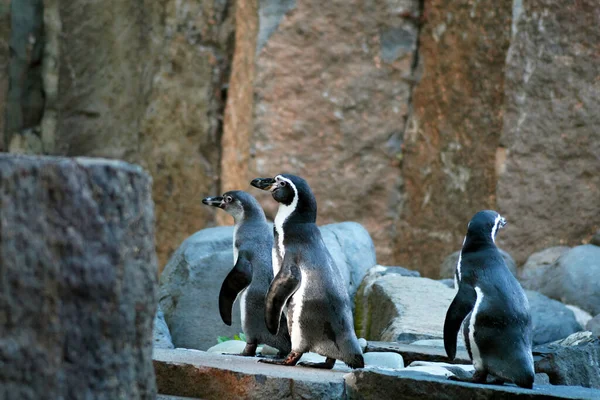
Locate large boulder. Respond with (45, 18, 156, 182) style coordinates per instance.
(519, 246, 570, 289)
(0, 155, 157, 399)
(439, 249, 517, 280)
(534, 331, 600, 389)
(521, 245, 600, 315)
(526, 291, 581, 346)
(497, 0, 600, 265)
(160, 222, 376, 350)
(354, 271, 460, 344)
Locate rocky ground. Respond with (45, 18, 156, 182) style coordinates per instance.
(155, 223, 600, 398)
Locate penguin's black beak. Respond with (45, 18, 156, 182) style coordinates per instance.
(250, 177, 276, 191)
(202, 196, 224, 208)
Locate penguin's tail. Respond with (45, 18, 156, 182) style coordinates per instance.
(345, 353, 365, 369)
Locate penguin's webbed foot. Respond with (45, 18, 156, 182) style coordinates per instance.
(257, 351, 302, 366)
(297, 357, 336, 370)
(221, 342, 257, 357)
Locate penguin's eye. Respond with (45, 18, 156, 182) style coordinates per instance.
(225, 195, 233, 203)
(278, 181, 287, 187)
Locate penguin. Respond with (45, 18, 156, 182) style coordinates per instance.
(250, 174, 364, 369)
(202, 191, 291, 357)
(444, 210, 534, 389)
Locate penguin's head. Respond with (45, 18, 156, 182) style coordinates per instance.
(251, 174, 317, 222)
(466, 210, 507, 244)
(202, 190, 263, 222)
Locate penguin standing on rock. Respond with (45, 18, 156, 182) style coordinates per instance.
(250, 174, 364, 369)
(444, 210, 534, 389)
(202, 191, 291, 357)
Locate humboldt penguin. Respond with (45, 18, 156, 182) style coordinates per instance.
(444, 210, 534, 388)
(250, 174, 364, 369)
(202, 191, 291, 356)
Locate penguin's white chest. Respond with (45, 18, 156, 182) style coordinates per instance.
(469, 286, 485, 370)
(290, 269, 308, 349)
(233, 225, 239, 265)
(239, 288, 248, 328)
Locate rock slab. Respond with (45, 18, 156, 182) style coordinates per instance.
(0, 155, 158, 399)
(160, 222, 376, 350)
(153, 348, 600, 400)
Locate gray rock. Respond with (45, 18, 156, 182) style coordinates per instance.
(257, 0, 296, 52)
(520, 246, 570, 290)
(522, 245, 600, 315)
(154, 305, 175, 349)
(160, 222, 376, 350)
(437, 279, 455, 289)
(439, 249, 517, 280)
(354, 271, 462, 346)
(345, 368, 600, 400)
(534, 331, 600, 389)
(0, 155, 157, 399)
(590, 230, 600, 247)
(565, 305, 593, 330)
(527, 290, 582, 345)
(587, 315, 600, 337)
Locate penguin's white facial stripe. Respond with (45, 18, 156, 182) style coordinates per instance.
(490, 214, 503, 243)
(469, 286, 484, 370)
(274, 176, 298, 264)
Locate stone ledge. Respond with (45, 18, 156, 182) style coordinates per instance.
(154, 349, 600, 400)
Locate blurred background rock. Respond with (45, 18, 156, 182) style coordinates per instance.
(1, 0, 598, 277)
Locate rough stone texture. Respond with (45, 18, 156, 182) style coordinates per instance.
(519, 246, 570, 289)
(155, 348, 600, 399)
(0, 155, 157, 399)
(355, 265, 421, 336)
(345, 369, 600, 400)
(160, 222, 376, 350)
(497, 0, 600, 265)
(154, 349, 348, 400)
(534, 332, 600, 389)
(218, 0, 259, 218)
(355, 274, 459, 344)
(565, 305, 593, 331)
(4, 0, 45, 152)
(138, 0, 234, 269)
(587, 315, 600, 337)
(154, 305, 175, 350)
(396, 0, 513, 277)
(9, 0, 235, 270)
(0, 0, 11, 151)
(251, 0, 421, 265)
(521, 245, 600, 315)
(439, 249, 517, 280)
(526, 291, 581, 346)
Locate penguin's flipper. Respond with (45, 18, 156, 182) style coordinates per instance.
(265, 264, 301, 335)
(219, 255, 252, 326)
(443, 284, 477, 360)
